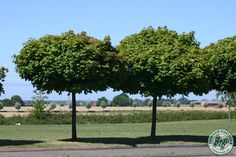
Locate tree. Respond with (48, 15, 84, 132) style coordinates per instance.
(204, 36, 236, 93)
(204, 103, 208, 109)
(144, 98, 152, 106)
(14, 31, 118, 141)
(0, 102, 3, 111)
(132, 101, 138, 110)
(216, 91, 236, 107)
(156, 99, 164, 106)
(32, 90, 48, 105)
(116, 26, 210, 139)
(15, 102, 21, 112)
(162, 101, 171, 108)
(147, 101, 152, 107)
(97, 96, 108, 106)
(178, 96, 190, 105)
(100, 101, 107, 111)
(11, 95, 25, 106)
(1, 98, 14, 106)
(85, 103, 92, 111)
(111, 93, 132, 106)
(0, 67, 8, 95)
(218, 103, 224, 109)
(226, 93, 236, 108)
(190, 102, 194, 110)
(30, 90, 48, 120)
(133, 99, 144, 106)
(204, 36, 236, 126)
(175, 102, 181, 108)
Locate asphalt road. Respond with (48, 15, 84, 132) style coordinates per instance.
(0, 146, 235, 157)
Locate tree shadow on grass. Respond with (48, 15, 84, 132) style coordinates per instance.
(62, 135, 236, 147)
(0, 140, 43, 147)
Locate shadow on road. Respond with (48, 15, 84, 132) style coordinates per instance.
(0, 140, 43, 147)
(61, 135, 220, 147)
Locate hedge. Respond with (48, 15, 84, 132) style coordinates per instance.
(0, 110, 235, 125)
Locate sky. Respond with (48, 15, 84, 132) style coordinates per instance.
(0, 0, 236, 101)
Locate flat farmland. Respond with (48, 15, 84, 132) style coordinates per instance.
(0, 106, 235, 117)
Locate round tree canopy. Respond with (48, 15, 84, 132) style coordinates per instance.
(204, 36, 236, 92)
(117, 26, 211, 97)
(14, 31, 119, 94)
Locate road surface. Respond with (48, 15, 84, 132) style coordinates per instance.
(0, 146, 235, 157)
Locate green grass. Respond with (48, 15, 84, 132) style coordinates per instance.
(0, 119, 235, 149)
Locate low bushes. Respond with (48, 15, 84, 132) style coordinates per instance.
(78, 110, 236, 124)
(0, 110, 235, 125)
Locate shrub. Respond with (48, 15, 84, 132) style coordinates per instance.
(86, 103, 92, 111)
(175, 102, 181, 108)
(0, 114, 5, 124)
(162, 101, 171, 108)
(100, 101, 107, 111)
(132, 101, 138, 109)
(204, 103, 208, 108)
(190, 103, 195, 109)
(218, 103, 224, 109)
(15, 102, 21, 112)
(30, 101, 47, 120)
(147, 101, 152, 107)
(29, 90, 50, 121)
(144, 98, 151, 106)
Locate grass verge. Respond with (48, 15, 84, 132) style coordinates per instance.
(0, 119, 235, 149)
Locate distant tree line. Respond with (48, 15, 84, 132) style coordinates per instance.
(96, 94, 192, 107)
(0, 95, 25, 106)
(0, 94, 193, 107)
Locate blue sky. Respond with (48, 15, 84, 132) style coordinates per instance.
(0, 0, 236, 101)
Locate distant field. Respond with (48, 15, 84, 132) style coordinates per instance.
(1, 106, 235, 117)
(0, 119, 235, 149)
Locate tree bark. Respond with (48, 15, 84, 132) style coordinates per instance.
(150, 96, 157, 140)
(71, 92, 77, 141)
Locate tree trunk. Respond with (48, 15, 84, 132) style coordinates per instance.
(150, 96, 157, 140)
(227, 103, 232, 129)
(71, 92, 77, 141)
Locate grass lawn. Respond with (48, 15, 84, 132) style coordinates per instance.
(0, 119, 235, 149)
